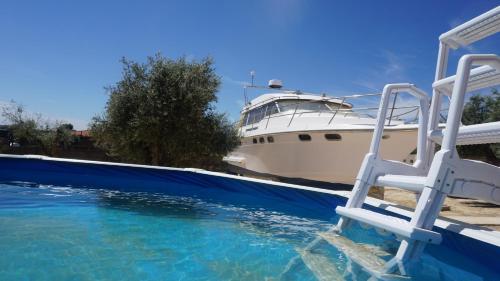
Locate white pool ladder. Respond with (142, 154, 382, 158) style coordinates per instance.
(333, 5, 500, 274)
(282, 7, 500, 280)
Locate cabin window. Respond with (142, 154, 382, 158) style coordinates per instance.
(259, 137, 265, 143)
(298, 134, 311, 141)
(243, 99, 350, 126)
(267, 136, 274, 143)
(382, 135, 390, 140)
(325, 133, 342, 141)
(264, 103, 279, 117)
(253, 138, 257, 144)
(256, 107, 266, 123)
(244, 105, 271, 126)
(248, 108, 259, 125)
(277, 100, 347, 113)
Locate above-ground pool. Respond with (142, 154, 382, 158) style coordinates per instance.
(0, 155, 499, 280)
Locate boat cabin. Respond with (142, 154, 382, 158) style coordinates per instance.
(240, 92, 352, 128)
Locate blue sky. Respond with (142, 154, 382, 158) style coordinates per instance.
(0, 0, 499, 129)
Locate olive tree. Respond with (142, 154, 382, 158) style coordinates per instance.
(90, 54, 239, 169)
(1, 102, 75, 156)
(458, 88, 500, 165)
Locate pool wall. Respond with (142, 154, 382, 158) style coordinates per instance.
(1, 154, 499, 272)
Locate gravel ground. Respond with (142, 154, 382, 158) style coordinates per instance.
(379, 187, 500, 231)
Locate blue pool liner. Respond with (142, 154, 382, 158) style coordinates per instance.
(0, 155, 498, 273)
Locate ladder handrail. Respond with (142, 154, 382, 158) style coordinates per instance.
(441, 54, 500, 152)
(369, 83, 429, 169)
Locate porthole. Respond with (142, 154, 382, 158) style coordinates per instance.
(382, 135, 390, 140)
(298, 134, 311, 141)
(267, 136, 274, 143)
(253, 138, 257, 144)
(259, 137, 265, 143)
(325, 133, 342, 141)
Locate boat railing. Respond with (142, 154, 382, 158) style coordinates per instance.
(242, 90, 429, 130)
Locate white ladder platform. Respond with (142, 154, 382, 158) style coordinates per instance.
(429, 121, 500, 145)
(296, 248, 343, 281)
(439, 6, 500, 48)
(432, 65, 500, 95)
(318, 232, 409, 280)
(336, 207, 442, 244)
(375, 175, 426, 192)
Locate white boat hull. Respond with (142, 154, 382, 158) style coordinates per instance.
(224, 128, 418, 185)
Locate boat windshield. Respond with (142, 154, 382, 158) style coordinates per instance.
(242, 99, 351, 127)
(277, 100, 335, 113)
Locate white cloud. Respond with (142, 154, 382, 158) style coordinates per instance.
(448, 18, 463, 29)
(236, 99, 245, 107)
(353, 50, 411, 91)
(380, 51, 404, 77)
(265, 0, 304, 29)
(222, 75, 249, 86)
(448, 19, 477, 53)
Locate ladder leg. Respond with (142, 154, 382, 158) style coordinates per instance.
(336, 179, 372, 231)
(395, 187, 446, 261)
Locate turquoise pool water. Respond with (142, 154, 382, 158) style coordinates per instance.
(0, 182, 497, 280)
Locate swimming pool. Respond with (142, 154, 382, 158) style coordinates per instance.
(0, 155, 499, 280)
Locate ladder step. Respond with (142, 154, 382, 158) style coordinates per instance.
(336, 207, 442, 244)
(318, 232, 387, 270)
(316, 233, 410, 280)
(375, 175, 426, 192)
(296, 248, 343, 281)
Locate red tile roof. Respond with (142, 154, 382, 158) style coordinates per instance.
(71, 130, 91, 137)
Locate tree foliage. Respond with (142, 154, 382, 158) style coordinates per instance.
(1, 102, 75, 156)
(90, 54, 239, 169)
(458, 88, 500, 164)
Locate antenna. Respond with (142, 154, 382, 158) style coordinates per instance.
(243, 86, 248, 105)
(250, 70, 255, 86)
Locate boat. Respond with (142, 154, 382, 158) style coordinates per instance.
(223, 79, 421, 187)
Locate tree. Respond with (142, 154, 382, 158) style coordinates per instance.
(1, 102, 76, 156)
(37, 123, 76, 156)
(59, 123, 74, 131)
(458, 88, 500, 165)
(90, 54, 239, 169)
(1, 103, 39, 145)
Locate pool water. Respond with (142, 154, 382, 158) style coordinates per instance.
(0, 182, 497, 280)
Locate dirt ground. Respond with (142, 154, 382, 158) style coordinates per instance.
(377, 187, 500, 231)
